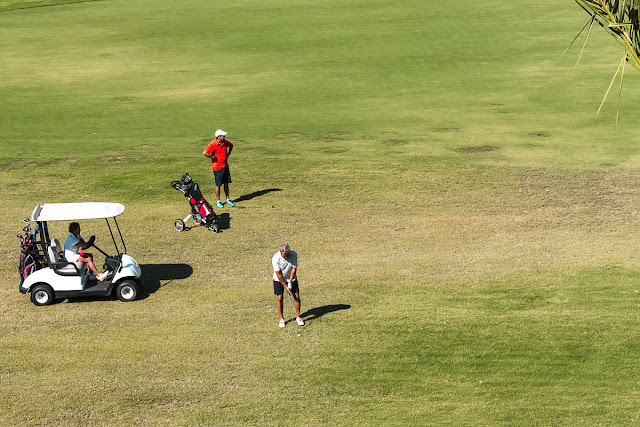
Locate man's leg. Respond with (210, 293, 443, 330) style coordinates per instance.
(223, 182, 230, 200)
(215, 185, 221, 202)
(277, 295, 284, 320)
(79, 254, 100, 276)
(293, 292, 301, 318)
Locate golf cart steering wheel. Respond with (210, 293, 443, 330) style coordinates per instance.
(86, 235, 95, 248)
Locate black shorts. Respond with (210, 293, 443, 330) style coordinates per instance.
(273, 279, 299, 296)
(213, 167, 232, 187)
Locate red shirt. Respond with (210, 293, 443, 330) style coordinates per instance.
(204, 140, 233, 171)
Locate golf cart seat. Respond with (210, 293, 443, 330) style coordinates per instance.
(47, 238, 85, 276)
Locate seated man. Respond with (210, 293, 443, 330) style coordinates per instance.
(64, 222, 107, 281)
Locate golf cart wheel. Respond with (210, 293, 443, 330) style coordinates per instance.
(115, 280, 139, 302)
(30, 284, 54, 306)
(208, 224, 219, 233)
(173, 219, 185, 232)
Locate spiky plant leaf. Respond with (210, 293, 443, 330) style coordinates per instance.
(575, 0, 640, 70)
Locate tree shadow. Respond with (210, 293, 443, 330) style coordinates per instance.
(300, 304, 351, 322)
(234, 188, 282, 203)
(139, 263, 193, 299)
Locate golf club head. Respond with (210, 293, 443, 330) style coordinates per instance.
(23, 218, 30, 224)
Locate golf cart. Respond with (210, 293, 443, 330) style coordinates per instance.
(18, 202, 143, 306)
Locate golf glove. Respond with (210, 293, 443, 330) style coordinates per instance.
(287, 282, 292, 290)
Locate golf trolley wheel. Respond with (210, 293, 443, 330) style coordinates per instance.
(208, 223, 219, 233)
(192, 214, 202, 225)
(115, 280, 139, 302)
(30, 284, 54, 306)
(173, 219, 185, 232)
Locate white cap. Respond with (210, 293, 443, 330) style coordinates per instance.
(215, 129, 227, 137)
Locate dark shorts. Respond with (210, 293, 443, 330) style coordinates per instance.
(273, 279, 299, 296)
(213, 167, 232, 187)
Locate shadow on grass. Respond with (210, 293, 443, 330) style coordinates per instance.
(139, 263, 193, 298)
(216, 212, 231, 231)
(61, 263, 192, 304)
(233, 188, 282, 203)
(300, 304, 351, 323)
(181, 212, 231, 233)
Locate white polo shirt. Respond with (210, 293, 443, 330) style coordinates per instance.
(272, 250, 298, 282)
(64, 233, 82, 262)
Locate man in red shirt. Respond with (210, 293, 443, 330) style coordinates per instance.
(203, 129, 235, 208)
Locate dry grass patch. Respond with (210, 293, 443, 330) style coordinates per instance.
(275, 132, 303, 138)
(457, 146, 499, 154)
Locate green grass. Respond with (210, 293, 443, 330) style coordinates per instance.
(3, 0, 640, 425)
(0, 0, 99, 12)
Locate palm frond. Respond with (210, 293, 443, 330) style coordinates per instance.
(573, 0, 640, 118)
(575, 0, 640, 69)
(596, 55, 625, 120)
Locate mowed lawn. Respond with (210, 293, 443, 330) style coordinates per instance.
(3, 0, 640, 425)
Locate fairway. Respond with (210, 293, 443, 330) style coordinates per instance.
(3, 0, 640, 425)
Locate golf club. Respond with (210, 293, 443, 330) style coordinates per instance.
(288, 290, 294, 331)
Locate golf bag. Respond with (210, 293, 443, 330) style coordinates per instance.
(171, 173, 218, 233)
(17, 225, 42, 284)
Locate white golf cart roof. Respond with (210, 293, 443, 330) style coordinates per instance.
(31, 203, 125, 222)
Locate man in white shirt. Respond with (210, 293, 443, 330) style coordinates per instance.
(272, 243, 304, 328)
(64, 222, 107, 281)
